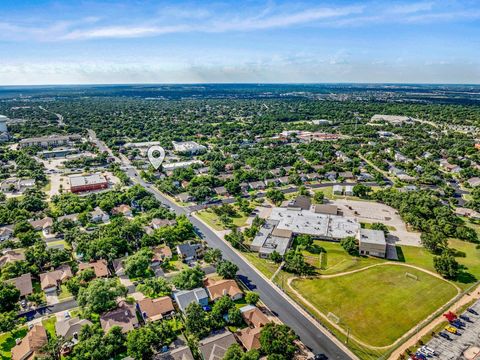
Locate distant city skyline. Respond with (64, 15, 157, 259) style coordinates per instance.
(1, 0, 479, 85)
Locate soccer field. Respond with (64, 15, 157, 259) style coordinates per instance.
(290, 265, 458, 347)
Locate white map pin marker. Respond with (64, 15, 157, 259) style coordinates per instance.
(147, 145, 166, 170)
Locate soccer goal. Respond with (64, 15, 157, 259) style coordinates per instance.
(405, 272, 418, 281)
(327, 312, 340, 324)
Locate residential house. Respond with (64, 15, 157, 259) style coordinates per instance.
(237, 327, 262, 351)
(0, 250, 25, 268)
(151, 246, 173, 266)
(155, 345, 195, 360)
(151, 218, 176, 229)
(137, 296, 175, 322)
(8, 273, 33, 297)
(199, 330, 237, 360)
(325, 171, 337, 182)
(39, 265, 73, 293)
(100, 300, 139, 333)
(176, 243, 202, 263)
(173, 288, 209, 312)
(277, 176, 290, 185)
(112, 204, 133, 217)
(57, 213, 79, 224)
(11, 324, 48, 360)
(55, 317, 92, 340)
(78, 259, 109, 278)
(214, 186, 228, 196)
(467, 177, 480, 188)
(0, 225, 13, 241)
(240, 305, 270, 328)
(176, 193, 194, 203)
(248, 181, 266, 191)
(29, 217, 54, 236)
(205, 278, 243, 302)
(264, 178, 278, 187)
(90, 207, 110, 223)
(338, 171, 354, 180)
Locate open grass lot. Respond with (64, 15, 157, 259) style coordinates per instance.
(0, 327, 27, 359)
(242, 252, 280, 279)
(196, 208, 248, 231)
(399, 239, 480, 290)
(291, 265, 458, 347)
(302, 240, 385, 275)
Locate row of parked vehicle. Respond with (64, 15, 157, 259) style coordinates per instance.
(409, 307, 479, 359)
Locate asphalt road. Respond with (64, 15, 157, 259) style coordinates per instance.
(125, 167, 353, 359)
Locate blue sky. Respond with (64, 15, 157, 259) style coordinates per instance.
(1, 0, 479, 85)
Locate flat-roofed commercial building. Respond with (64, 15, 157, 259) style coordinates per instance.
(19, 134, 81, 148)
(268, 207, 359, 241)
(69, 173, 108, 193)
(172, 141, 206, 154)
(357, 228, 386, 258)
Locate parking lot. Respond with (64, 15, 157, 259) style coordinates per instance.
(423, 300, 480, 359)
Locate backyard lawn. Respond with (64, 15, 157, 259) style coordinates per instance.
(290, 265, 458, 347)
(0, 327, 27, 359)
(42, 316, 57, 339)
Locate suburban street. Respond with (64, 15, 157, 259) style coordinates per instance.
(87, 129, 356, 358)
(115, 161, 355, 360)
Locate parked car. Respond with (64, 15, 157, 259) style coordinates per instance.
(421, 345, 436, 356)
(445, 326, 457, 334)
(439, 331, 451, 340)
(467, 308, 478, 315)
(459, 314, 471, 322)
(450, 319, 465, 328)
(414, 353, 427, 360)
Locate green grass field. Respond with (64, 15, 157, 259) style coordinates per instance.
(242, 252, 280, 279)
(301, 240, 386, 275)
(196, 208, 248, 230)
(42, 316, 57, 339)
(291, 265, 458, 347)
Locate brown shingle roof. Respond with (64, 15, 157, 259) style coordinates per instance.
(151, 246, 173, 262)
(237, 326, 262, 350)
(100, 300, 139, 333)
(205, 279, 243, 301)
(78, 259, 109, 278)
(0, 250, 25, 268)
(241, 307, 270, 328)
(8, 273, 33, 297)
(11, 324, 47, 360)
(137, 296, 175, 322)
(39, 265, 72, 290)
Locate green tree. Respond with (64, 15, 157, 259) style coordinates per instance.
(185, 302, 210, 339)
(313, 191, 324, 203)
(136, 277, 172, 298)
(126, 325, 156, 360)
(269, 251, 282, 263)
(216, 260, 238, 279)
(0, 282, 20, 312)
(125, 248, 154, 279)
(283, 250, 313, 276)
(224, 343, 260, 360)
(0, 311, 19, 333)
(266, 189, 285, 205)
(421, 232, 447, 255)
(340, 236, 358, 256)
(434, 250, 460, 279)
(172, 266, 205, 290)
(245, 291, 260, 305)
(77, 278, 127, 314)
(259, 323, 298, 359)
(204, 248, 223, 264)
